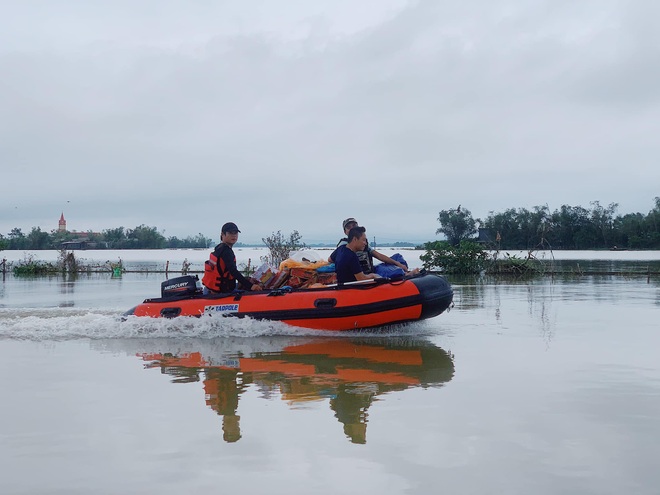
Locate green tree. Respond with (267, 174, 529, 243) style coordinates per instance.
(483, 208, 522, 249)
(167, 236, 183, 248)
(483, 205, 551, 250)
(613, 213, 645, 248)
(167, 233, 211, 248)
(590, 201, 619, 248)
(26, 227, 51, 250)
(8, 228, 27, 250)
(549, 205, 593, 249)
(520, 205, 551, 248)
(126, 225, 166, 249)
(436, 206, 477, 246)
(102, 227, 127, 248)
(647, 197, 660, 246)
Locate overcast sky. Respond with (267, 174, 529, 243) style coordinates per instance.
(2, 0, 659, 244)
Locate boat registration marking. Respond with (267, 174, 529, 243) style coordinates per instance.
(219, 358, 240, 368)
(204, 304, 239, 314)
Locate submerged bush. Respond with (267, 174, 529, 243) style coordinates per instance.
(422, 239, 547, 276)
(13, 251, 94, 276)
(261, 230, 307, 267)
(487, 251, 546, 275)
(58, 249, 80, 272)
(13, 254, 59, 275)
(238, 259, 256, 278)
(420, 240, 490, 274)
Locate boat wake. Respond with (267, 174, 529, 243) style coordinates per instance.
(0, 308, 435, 341)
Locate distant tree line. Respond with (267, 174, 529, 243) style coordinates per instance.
(434, 198, 660, 250)
(2, 198, 659, 251)
(0, 225, 213, 250)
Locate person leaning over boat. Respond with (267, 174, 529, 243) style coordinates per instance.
(202, 222, 262, 294)
(334, 226, 381, 284)
(329, 217, 411, 275)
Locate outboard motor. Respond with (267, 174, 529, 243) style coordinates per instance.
(161, 275, 200, 298)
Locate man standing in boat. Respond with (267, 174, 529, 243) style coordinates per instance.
(334, 226, 380, 284)
(329, 217, 411, 275)
(202, 222, 262, 294)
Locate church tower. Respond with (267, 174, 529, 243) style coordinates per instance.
(58, 212, 67, 232)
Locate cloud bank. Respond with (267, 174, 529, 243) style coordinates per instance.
(1, 0, 658, 243)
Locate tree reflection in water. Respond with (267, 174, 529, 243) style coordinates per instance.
(139, 338, 454, 444)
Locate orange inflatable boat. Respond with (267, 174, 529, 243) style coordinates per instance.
(124, 272, 453, 331)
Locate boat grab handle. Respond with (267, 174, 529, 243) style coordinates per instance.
(160, 307, 181, 318)
(268, 286, 293, 297)
(314, 298, 337, 309)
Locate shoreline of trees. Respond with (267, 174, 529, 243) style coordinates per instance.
(2, 198, 659, 251)
(432, 198, 660, 250)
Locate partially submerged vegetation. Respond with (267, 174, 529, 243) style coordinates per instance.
(420, 241, 547, 275)
(488, 250, 547, 276)
(420, 241, 489, 275)
(421, 205, 658, 276)
(260, 230, 307, 267)
(10, 250, 125, 276)
(12, 254, 60, 276)
(2, 199, 658, 279)
(421, 208, 552, 275)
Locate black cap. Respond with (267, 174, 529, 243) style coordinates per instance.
(221, 222, 241, 234)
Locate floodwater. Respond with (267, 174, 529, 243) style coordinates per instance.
(1, 250, 659, 494)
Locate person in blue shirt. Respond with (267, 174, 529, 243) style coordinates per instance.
(334, 226, 380, 284)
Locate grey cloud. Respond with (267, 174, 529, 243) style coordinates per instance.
(1, 1, 658, 242)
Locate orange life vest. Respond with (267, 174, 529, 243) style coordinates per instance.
(202, 244, 235, 293)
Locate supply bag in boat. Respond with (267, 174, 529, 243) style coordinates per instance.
(373, 264, 405, 278)
(161, 275, 199, 298)
(373, 253, 408, 278)
(316, 263, 335, 273)
(279, 258, 331, 271)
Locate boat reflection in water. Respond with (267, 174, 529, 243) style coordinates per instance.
(137, 337, 455, 444)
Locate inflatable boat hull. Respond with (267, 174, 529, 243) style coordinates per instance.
(124, 273, 453, 331)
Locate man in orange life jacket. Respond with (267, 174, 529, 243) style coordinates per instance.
(202, 222, 262, 294)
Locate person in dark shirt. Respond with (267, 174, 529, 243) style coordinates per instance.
(334, 226, 380, 284)
(329, 217, 411, 275)
(202, 222, 262, 293)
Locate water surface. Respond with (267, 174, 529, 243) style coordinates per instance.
(1, 252, 659, 494)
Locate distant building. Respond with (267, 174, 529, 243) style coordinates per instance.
(60, 240, 98, 250)
(57, 213, 106, 249)
(477, 228, 495, 244)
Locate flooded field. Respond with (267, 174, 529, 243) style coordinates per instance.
(1, 250, 659, 494)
